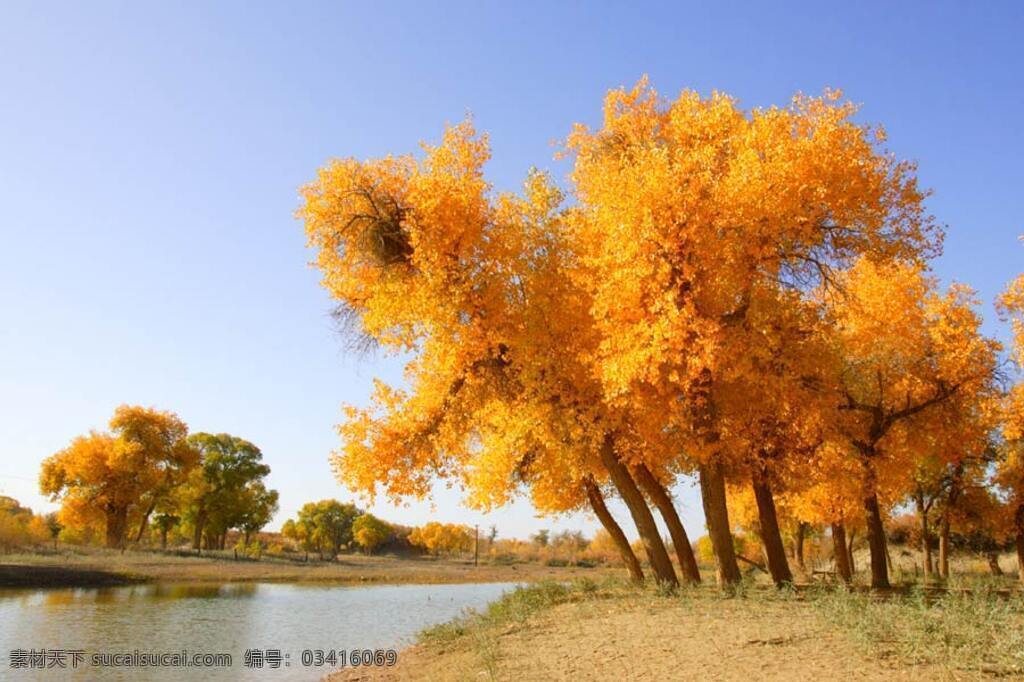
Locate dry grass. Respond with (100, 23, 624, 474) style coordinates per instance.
(813, 580, 1024, 676)
(332, 577, 1023, 681)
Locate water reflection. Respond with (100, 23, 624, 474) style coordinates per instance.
(0, 581, 515, 681)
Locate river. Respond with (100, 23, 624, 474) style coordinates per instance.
(0, 581, 518, 680)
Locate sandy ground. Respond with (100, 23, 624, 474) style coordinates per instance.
(331, 593, 966, 681)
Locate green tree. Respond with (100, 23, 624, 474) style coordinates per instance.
(44, 512, 62, 549)
(531, 529, 550, 548)
(180, 433, 274, 551)
(281, 518, 316, 559)
(352, 514, 392, 555)
(237, 483, 279, 547)
(152, 512, 180, 550)
(282, 500, 361, 559)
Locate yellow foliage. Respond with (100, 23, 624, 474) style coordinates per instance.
(408, 521, 474, 556)
(0, 497, 52, 550)
(299, 79, 1003, 566)
(39, 406, 197, 548)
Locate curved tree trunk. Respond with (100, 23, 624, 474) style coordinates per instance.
(134, 500, 157, 544)
(599, 436, 678, 587)
(633, 463, 700, 584)
(584, 477, 644, 583)
(699, 461, 741, 586)
(751, 467, 793, 587)
(831, 522, 852, 583)
(938, 513, 951, 579)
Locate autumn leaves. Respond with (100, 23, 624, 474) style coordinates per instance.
(40, 406, 279, 551)
(300, 80, 1018, 590)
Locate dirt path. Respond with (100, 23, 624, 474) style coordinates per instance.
(333, 594, 961, 681)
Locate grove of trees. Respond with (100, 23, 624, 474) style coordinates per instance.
(39, 405, 278, 551)
(0, 496, 54, 551)
(299, 79, 1022, 589)
(409, 521, 474, 556)
(281, 499, 362, 559)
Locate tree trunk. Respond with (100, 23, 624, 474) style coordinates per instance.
(792, 522, 808, 572)
(599, 437, 678, 587)
(584, 478, 644, 583)
(831, 522, 852, 583)
(134, 500, 157, 545)
(221, 530, 228, 550)
(939, 462, 963, 580)
(863, 491, 890, 589)
(987, 551, 1003, 576)
(633, 463, 700, 584)
(914, 491, 933, 578)
(847, 529, 856, 574)
(859, 455, 890, 589)
(1016, 505, 1024, 587)
(938, 513, 951, 579)
(160, 528, 169, 550)
(750, 470, 793, 587)
(698, 461, 742, 586)
(104, 507, 129, 549)
(1016, 530, 1024, 587)
(192, 509, 206, 551)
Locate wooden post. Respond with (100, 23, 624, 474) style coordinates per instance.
(474, 525, 479, 567)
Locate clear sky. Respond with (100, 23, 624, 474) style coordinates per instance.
(1, 1, 1022, 541)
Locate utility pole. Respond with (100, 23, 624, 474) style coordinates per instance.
(474, 524, 479, 567)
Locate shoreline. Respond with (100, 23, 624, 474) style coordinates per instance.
(0, 553, 616, 590)
(326, 577, 1024, 680)
(0, 564, 147, 589)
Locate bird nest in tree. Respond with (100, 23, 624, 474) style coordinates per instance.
(344, 185, 414, 267)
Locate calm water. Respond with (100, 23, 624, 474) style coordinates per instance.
(0, 581, 517, 680)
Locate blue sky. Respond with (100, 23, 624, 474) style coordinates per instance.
(1, 1, 1022, 540)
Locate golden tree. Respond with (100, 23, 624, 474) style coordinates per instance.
(301, 126, 685, 585)
(997, 272, 1024, 584)
(785, 447, 866, 583)
(40, 405, 196, 548)
(828, 259, 999, 588)
(352, 514, 392, 554)
(302, 80, 950, 590)
(564, 80, 938, 585)
(409, 521, 474, 556)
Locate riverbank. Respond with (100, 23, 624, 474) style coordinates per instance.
(0, 550, 615, 588)
(330, 578, 1024, 681)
